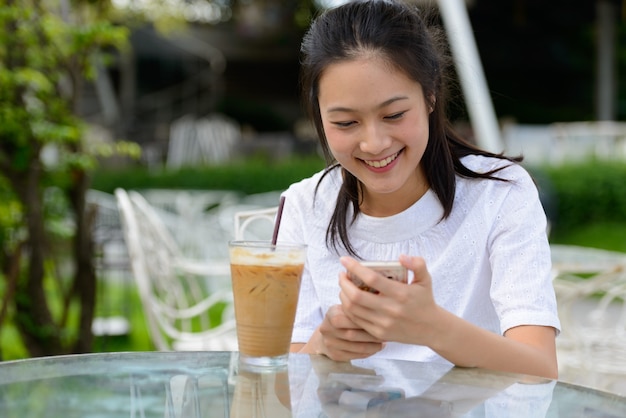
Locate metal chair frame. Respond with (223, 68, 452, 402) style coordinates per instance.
(233, 206, 279, 241)
(115, 188, 237, 351)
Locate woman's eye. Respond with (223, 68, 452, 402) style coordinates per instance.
(385, 111, 405, 121)
(333, 121, 356, 128)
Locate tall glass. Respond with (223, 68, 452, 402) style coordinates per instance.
(228, 241, 306, 369)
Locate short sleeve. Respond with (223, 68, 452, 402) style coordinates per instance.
(487, 165, 561, 335)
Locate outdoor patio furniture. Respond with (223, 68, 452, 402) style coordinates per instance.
(115, 188, 236, 351)
(233, 206, 279, 241)
(166, 113, 241, 168)
(138, 188, 241, 262)
(551, 244, 626, 393)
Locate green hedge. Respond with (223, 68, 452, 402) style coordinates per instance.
(91, 155, 326, 195)
(532, 161, 626, 234)
(92, 156, 626, 237)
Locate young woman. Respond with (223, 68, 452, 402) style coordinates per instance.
(279, 0, 560, 379)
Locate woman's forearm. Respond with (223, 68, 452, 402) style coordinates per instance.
(290, 343, 306, 352)
(428, 307, 558, 379)
(290, 327, 323, 354)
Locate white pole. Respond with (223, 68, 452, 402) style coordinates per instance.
(437, 0, 503, 153)
(596, 0, 617, 121)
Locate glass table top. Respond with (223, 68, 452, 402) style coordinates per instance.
(0, 351, 624, 417)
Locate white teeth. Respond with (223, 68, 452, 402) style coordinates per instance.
(364, 151, 399, 168)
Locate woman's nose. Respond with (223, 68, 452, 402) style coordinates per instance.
(359, 124, 392, 155)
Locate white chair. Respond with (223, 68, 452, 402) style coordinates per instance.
(115, 188, 237, 351)
(551, 244, 626, 394)
(167, 113, 241, 169)
(137, 188, 241, 263)
(233, 206, 279, 241)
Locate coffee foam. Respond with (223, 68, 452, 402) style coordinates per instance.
(229, 247, 305, 266)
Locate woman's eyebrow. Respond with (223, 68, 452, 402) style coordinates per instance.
(326, 95, 410, 114)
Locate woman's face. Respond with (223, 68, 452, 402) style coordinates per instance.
(318, 56, 431, 216)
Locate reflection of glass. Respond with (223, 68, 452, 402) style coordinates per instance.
(126, 368, 232, 418)
(163, 372, 230, 418)
(230, 362, 292, 418)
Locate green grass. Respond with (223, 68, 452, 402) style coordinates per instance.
(92, 279, 230, 354)
(91, 284, 154, 354)
(0, 324, 28, 360)
(549, 221, 626, 253)
(0, 276, 154, 360)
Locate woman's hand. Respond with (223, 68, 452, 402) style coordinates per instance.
(311, 304, 385, 361)
(338, 255, 558, 379)
(338, 254, 440, 345)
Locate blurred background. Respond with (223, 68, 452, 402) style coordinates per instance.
(1, 0, 625, 363)
(79, 0, 622, 164)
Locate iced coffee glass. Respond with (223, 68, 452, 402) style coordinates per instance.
(228, 241, 306, 369)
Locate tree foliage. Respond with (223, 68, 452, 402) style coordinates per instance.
(0, 0, 129, 357)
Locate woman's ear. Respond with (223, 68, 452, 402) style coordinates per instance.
(429, 95, 436, 113)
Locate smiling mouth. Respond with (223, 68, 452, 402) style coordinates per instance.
(363, 150, 401, 168)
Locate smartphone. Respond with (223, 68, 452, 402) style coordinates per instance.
(348, 261, 408, 293)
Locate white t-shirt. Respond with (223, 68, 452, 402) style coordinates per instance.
(278, 154, 561, 365)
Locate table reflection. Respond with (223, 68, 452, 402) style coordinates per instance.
(290, 355, 556, 418)
(230, 362, 292, 417)
(0, 351, 624, 417)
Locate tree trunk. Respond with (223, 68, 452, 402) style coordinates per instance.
(69, 169, 97, 353)
(13, 160, 65, 357)
(0, 242, 23, 340)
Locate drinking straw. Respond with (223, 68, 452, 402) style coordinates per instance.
(271, 196, 286, 245)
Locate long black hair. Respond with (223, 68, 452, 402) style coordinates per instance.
(300, 0, 521, 256)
